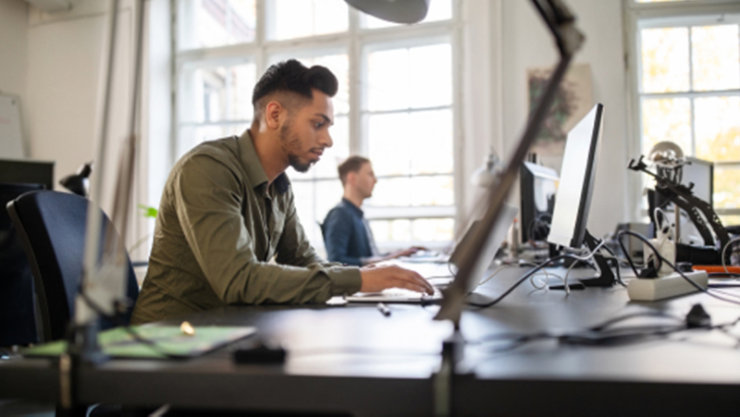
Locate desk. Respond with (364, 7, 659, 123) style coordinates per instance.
(1, 267, 740, 416)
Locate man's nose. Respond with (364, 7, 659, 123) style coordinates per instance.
(320, 130, 333, 148)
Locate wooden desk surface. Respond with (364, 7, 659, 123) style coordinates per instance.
(2, 266, 739, 416)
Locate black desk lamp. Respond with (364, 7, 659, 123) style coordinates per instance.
(345, 0, 430, 24)
(59, 161, 92, 197)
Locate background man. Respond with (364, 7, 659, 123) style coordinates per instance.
(132, 60, 432, 324)
(323, 156, 421, 266)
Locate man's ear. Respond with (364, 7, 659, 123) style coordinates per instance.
(346, 171, 357, 186)
(264, 100, 284, 130)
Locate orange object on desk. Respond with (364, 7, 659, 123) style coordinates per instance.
(692, 265, 740, 274)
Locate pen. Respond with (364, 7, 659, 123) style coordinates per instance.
(376, 302, 391, 317)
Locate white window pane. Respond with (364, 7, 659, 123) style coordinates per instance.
(366, 42, 451, 111)
(265, 0, 348, 41)
(370, 177, 412, 207)
(360, 0, 452, 29)
(178, 0, 256, 50)
(370, 219, 411, 243)
(366, 110, 453, 175)
(369, 175, 454, 207)
(411, 218, 454, 242)
(179, 62, 256, 123)
(640, 97, 691, 155)
(691, 24, 740, 92)
(316, 179, 344, 222)
(640, 27, 689, 93)
(292, 179, 343, 242)
(695, 96, 740, 163)
(267, 54, 350, 115)
(177, 124, 248, 159)
(714, 166, 740, 211)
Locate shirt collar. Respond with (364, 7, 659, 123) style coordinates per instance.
(238, 130, 291, 195)
(341, 197, 364, 217)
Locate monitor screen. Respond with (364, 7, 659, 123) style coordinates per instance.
(520, 161, 558, 243)
(547, 103, 604, 249)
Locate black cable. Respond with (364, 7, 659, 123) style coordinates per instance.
(616, 230, 663, 278)
(614, 231, 740, 306)
(599, 244, 627, 287)
(467, 254, 580, 308)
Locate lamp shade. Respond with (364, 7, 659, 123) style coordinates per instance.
(345, 0, 430, 24)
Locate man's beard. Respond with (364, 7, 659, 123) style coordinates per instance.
(280, 122, 312, 173)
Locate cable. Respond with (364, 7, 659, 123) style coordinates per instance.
(467, 254, 590, 308)
(616, 230, 664, 278)
(616, 231, 740, 306)
(599, 244, 628, 287)
(471, 307, 740, 354)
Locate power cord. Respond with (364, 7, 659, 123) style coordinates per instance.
(470, 304, 739, 353)
(615, 231, 740, 306)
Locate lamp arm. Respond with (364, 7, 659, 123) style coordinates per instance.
(434, 0, 584, 326)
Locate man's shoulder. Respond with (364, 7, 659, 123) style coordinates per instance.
(174, 136, 241, 174)
(187, 136, 240, 161)
(324, 201, 355, 223)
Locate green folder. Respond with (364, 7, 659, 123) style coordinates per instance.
(23, 325, 257, 359)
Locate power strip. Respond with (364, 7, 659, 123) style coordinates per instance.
(627, 270, 708, 301)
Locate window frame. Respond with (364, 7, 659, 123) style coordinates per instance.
(172, 0, 462, 251)
(623, 0, 740, 222)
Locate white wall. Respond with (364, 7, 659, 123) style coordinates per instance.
(2, 0, 147, 255)
(0, 0, 29, 152)
(497, 0, 630, 238)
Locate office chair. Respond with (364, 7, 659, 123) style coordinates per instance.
(7, 190, 139, 342)
(0, 183, 43, 346)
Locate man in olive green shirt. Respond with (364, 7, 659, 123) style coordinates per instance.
(132, 60, 432, 324)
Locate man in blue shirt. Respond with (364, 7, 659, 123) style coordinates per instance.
(322, 156, 420, 266)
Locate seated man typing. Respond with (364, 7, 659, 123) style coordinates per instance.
(132, 60, 432, 324)
(322, 156, 421, 266)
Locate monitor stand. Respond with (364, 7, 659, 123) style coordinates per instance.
(550, 229, 616, 290)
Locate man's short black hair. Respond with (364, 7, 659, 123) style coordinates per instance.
(338, 155, 371, 186)
(252, 59, 338, 109)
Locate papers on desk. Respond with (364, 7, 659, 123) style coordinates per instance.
(23, 325, 256, 359)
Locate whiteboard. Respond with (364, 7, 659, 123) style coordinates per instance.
(0, 93, 25, 159)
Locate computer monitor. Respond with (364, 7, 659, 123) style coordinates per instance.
(547, 103, 614, 287)
(520, 161, 558, 243)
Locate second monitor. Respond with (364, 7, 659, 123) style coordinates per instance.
(547, 103, 615, 287)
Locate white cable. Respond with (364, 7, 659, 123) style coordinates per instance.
(476, 265, 510, 287)
(551, 239, 609, 293)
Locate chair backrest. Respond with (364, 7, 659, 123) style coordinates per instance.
(7, 190, 139, 342)
(0, 183, 43, 346)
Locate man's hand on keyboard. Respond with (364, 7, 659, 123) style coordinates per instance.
(359, 264, 434, 295)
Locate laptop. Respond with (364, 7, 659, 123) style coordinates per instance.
(345, 203, 518, 303)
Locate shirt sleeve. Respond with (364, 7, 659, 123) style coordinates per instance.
(323, 207, 363, 266)
(172, 155, 361, 305)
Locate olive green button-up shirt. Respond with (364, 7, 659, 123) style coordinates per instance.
(131, 131, 361, 324)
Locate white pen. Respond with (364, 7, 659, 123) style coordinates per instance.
(376, 302, 391, 317)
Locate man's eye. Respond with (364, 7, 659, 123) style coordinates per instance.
(314, 121, 326, 129)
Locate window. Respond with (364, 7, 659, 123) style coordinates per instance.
(627, 0, 740, 226)
(174, 0, 458, 252)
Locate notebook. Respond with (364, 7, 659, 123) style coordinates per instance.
(345, 203, 518, 303)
